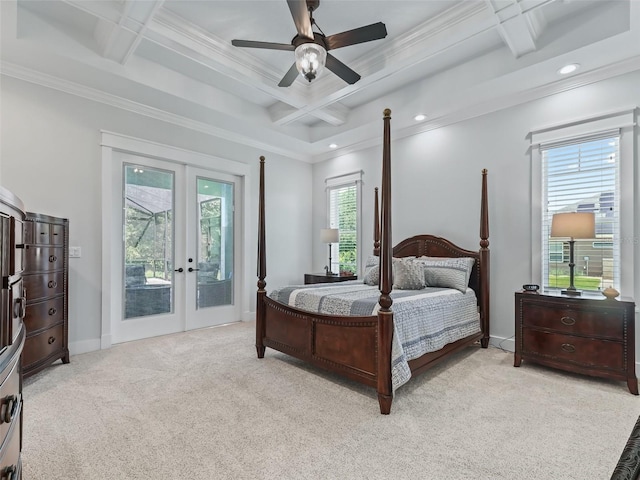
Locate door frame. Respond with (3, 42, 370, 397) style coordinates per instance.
(100, 131, 251, 349)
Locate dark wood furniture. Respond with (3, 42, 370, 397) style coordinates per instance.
(256, 109, 490, 414)
(514, 291, 637, 394)
(22, 212, 69, 378)
(0, 187, 26, 479)
(304, 273, 357, 284)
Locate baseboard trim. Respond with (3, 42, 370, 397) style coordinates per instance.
(69, 338, 102, 356)
(488, 335, 515, 352)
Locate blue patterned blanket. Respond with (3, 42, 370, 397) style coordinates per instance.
(268, 281, 480, 391)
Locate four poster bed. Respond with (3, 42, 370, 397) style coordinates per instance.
(255, 109, 490, 414)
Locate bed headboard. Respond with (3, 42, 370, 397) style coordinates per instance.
(392, 235, 482, 301)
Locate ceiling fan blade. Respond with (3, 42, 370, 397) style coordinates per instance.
(325, 53, 361, 85)
(278, 63, 300, 87)
(287, 0, 313, 39)
(231, 39, 295, 51)
(324, 22, 387, 50)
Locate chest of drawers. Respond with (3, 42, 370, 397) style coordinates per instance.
(22, 212, 69, 378)
(514, 291, 637, 394)
(0, 187, 26, 479)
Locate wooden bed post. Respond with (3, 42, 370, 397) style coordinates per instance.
(479, 169, 490, 348)
(377, 109, 393, 414)
(256, 156, 267, 358)
(373, 187, 380, 256)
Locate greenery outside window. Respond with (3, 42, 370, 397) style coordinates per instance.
(326, 172, 362, 275)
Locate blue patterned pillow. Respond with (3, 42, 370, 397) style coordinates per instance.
(415, 257, 475, 293)
(363, 255, 379, 286)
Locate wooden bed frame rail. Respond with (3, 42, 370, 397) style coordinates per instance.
(256, 109, 490, 414)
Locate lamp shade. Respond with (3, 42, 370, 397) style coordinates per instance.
(320, 228, 339, 243)
(550, 212, 596, 239)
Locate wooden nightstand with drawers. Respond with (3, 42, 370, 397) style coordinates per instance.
(514, 291, 637, 395)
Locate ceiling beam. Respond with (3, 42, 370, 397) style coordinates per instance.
(93, 0, 164, 65)
(485, 0, 549, 58)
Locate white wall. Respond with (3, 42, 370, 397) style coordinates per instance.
(0, 76, 312, 354)
(313, 70, 640, 353)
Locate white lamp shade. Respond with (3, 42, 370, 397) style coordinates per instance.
(320, 228, 339, 243)
(550, 212, 596, 239)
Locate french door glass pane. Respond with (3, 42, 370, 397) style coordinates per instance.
(123, 164, 174, 319)
(196, 177, 234, 308)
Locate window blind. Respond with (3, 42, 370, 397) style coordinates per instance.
(328, 184, 357, 274)
(541, 132, 620, 292)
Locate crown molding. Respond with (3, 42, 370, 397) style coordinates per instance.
(0, 61, 312, 163)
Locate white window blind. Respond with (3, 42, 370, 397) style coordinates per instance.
(328, 183, 358, 274)
(541, 132, 620, 292)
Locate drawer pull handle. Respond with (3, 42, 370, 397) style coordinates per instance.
(13, 297, 26, 320)
(48, 307, 57, 316)
(560, 316, 576, 326)
(1, 465, 17, 480)
(48, 336, 56, 345)
(0, 395, 17, 424)
(48, 280, 57, 288)
(561, 343, 576, 353)
(49, 255, 57, 262)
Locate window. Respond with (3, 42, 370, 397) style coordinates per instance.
(326, 172, 362, 275)
(541, 134, 620, 292)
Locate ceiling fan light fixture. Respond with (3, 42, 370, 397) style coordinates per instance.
(295, 42, 327, 83)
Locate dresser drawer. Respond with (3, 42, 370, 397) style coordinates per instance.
(23, 324, 65, 368)
(22, 271, 64, 302)
(0, 358, 20, 450)
(25, 220, 50, 245)
(23, 246, 64, 272)
(520, 302, 624, 340)
(522, 328, 624, 371)
(0, 400, 21, 479)
(24, 296, 65, 333)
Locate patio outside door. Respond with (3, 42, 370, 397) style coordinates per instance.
(114, 153, 240, 343)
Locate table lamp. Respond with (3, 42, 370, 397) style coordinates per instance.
(320, 228, 339, 275)
(550, 212, 595, 296)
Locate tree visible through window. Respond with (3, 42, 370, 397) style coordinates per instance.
(328, 184, 358, 275)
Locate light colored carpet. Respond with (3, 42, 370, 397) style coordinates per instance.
(23, 321, 638, 479)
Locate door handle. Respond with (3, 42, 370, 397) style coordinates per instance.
(188, 267, 200, 273)
(174, 268, 184, 273)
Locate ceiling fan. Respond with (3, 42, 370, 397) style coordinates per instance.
(231, 0, 387, 87)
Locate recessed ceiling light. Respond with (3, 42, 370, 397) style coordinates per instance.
(558, 63, 580, 75)
(414, 114, 426, 121)
(329, 143, 338, 149)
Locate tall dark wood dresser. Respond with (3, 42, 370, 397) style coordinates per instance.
(0, 187, 26, 479)
(22, 213, 69, 378)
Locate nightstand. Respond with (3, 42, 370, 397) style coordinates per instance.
(304, 273, 357, 285)
(514, 291, 637, 395)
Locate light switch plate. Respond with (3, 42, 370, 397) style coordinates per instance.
(69, 246, 81, 258)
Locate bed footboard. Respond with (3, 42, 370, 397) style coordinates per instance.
(262, 297, 382, 388)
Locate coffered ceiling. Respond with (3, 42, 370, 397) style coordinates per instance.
(1, 0, 639, 162)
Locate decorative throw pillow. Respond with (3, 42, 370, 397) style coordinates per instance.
(392, 257, 426, 290)
(363, 255, 380, 286)
(416, 257, 475, 293)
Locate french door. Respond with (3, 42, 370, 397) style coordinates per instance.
(112, 152, 241, 343)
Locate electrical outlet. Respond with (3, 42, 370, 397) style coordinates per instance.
(69, 246, 81, 258)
